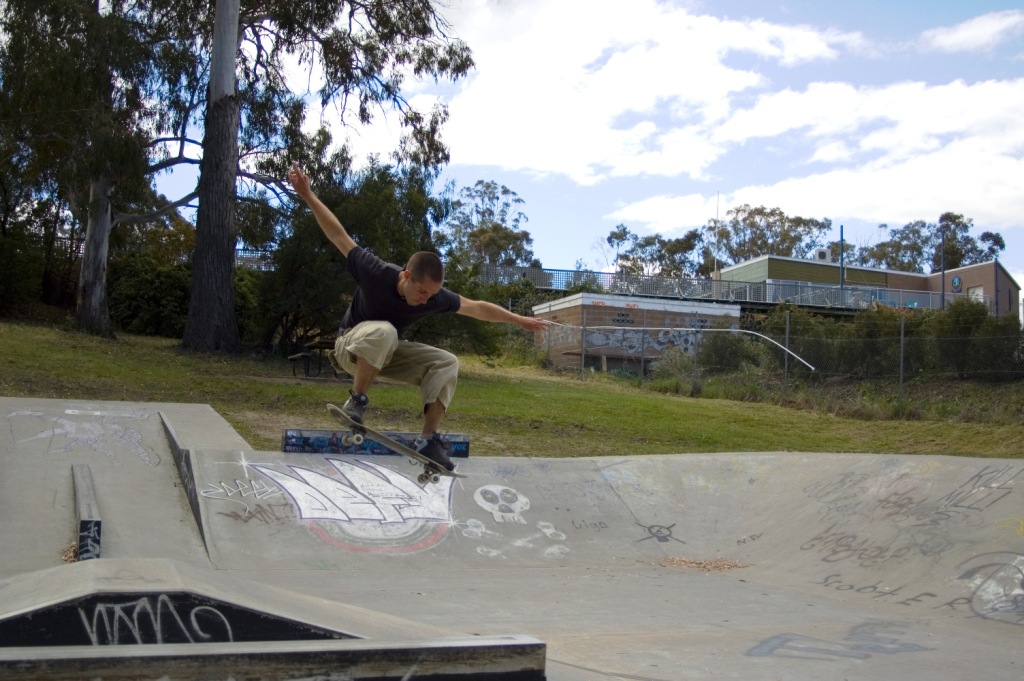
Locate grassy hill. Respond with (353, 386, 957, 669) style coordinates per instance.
(1, 320, 1019, 458)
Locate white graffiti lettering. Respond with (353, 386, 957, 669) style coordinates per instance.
(79, 594, 232, 645)
(253, 459, 452, 525)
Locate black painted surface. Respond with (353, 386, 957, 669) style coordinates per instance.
(0, 591, 351, 646)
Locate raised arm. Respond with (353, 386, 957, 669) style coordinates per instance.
(457, 296, 550, 332)
(287, 162, 357, 257)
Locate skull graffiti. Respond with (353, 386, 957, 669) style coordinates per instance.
(474, 485, 530, 524)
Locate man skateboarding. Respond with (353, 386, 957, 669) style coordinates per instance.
(288, 163, 548, 472)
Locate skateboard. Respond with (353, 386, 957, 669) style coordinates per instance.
(326, 403, 465, 484)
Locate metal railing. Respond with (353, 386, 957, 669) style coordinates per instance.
(42, 237, 995, 313)
(477, 263, 993, 313)
(235, 247, 274, 272)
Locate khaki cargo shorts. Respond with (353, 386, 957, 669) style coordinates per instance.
(330, 321, 458, 409)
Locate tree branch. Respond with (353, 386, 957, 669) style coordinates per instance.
(238, 170, 297, 204)
(147, 154, 201, 175)
(112, 190, 198, 227)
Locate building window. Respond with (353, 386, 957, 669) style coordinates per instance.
(967, 285, 984, 301)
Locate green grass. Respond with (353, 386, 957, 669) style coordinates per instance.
(1, 320, 1020, 458)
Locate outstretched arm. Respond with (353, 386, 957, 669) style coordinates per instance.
(287, 162, 357, 257)
(457, 297, 550, 332)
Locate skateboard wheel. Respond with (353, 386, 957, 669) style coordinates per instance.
(430, 473, 441, 484)
(417, 473, 430, 484)
(350, 433, 364, 445)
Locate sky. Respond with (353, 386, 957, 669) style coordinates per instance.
(157, 0, 1024, 309)
(325, 0, 1024, 298)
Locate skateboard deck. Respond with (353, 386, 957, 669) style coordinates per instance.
(326, 403, 465, 483)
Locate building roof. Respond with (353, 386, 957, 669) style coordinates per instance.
(719, 253, 1020, 290)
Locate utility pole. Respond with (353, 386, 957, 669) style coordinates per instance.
(994, 253, 999, 317)
(940, 226, 946, 310)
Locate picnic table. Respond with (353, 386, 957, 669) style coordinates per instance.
(288, 337, 337, 378)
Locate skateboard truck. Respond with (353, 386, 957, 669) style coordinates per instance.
(326, 403, 464, 484)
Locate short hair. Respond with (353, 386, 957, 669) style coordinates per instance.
(406, 251, 444, 284)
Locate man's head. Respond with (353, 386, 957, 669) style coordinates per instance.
(399, 251, 444, 305)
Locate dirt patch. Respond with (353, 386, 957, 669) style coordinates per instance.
(230, 410, 313, 450)
(662, 557, 751, 572)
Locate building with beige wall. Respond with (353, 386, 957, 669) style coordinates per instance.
(532, 293, 741, 372)
(716, 255, 1019, 317)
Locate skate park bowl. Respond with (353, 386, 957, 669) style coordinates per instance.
(1, 396, 1022, 680)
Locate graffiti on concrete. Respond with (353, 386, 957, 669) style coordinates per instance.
(201, 477, 282, 512)
(585, 327, 703, 356)
(459, 518, 570, 561)
(956, 552, 1024, 626)
(253, 458, 452, 524)
(801, 464, 1023, 569)
(80, 594, 232, 645)
(637, 522, 685, 544)
(462, 485, 569, 559)
(474, 485, 530, 524)
(798, 462, 1024, 628)
(748, 620, 929, 660)
(6, 409, 160, 466)
(243, 458, 455, 554)
(0, 592, 344, 647)
(78, 519, 101, 561)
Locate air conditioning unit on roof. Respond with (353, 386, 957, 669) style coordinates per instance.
(813, 248, 831, 262)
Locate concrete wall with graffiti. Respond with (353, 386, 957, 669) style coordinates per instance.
(532, 292, 741, 371)
(188, 449, 1024, 630)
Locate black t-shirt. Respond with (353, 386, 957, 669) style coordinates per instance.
(339, 247, 461, 336)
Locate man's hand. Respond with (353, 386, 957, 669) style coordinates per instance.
(285, 161, 357, 256)
(287, 162, 313, 201)
(516, 315, 551, 333)
(458, 298, 550, 331)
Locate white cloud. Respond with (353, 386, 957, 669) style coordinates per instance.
(616, 130, 1024, 239)
(282, 2, 1023, 278)
(606, 192, 720, 234)
(436, 0, 863, 184)
(919, 10, 1024, 53)
(807, 140, 854, 164)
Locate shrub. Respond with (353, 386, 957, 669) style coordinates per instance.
(0, 235, 44, 315)
(107, 254, 190, 337)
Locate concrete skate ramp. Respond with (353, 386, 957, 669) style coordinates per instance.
(2, 397, 1023, 680)
(0, 398, 544, 680)
(187, 441, 1023, 678)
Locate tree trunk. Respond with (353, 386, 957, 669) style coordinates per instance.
(182, 0, 242, 352)
(75, 176, 113, 337)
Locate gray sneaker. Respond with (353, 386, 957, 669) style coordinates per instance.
(414, 433, 455, 471)
(341, 391, 369, 424)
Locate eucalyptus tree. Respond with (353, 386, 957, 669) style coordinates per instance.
(437, 180, 536, 268)
(182, 0, 474, 351)
(604, 224, 703, 278)
(855, 220, 934, 273)
(930, 212, 1004, 272)
(716, 204, 831, 265)
(2, 1, 472, 346)
(0, 0, 205, 335)
(855, 214, 1005, 274)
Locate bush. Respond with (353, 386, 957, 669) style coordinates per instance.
(107, 254, 190, 337)
(0, 235, 44, 316)
(234, 267, 263, 345)
(697, 327, 761, 374)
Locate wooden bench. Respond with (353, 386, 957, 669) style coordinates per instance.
(289, 337, 338, 378)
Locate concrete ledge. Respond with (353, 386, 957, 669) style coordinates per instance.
(0, 636, 547, 681)
(0, 559, 453, 644)
(159, 413, 208, 552)
(71, 465, 101, 561)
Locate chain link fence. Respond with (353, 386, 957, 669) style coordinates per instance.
(531, 311, 1024, 394)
